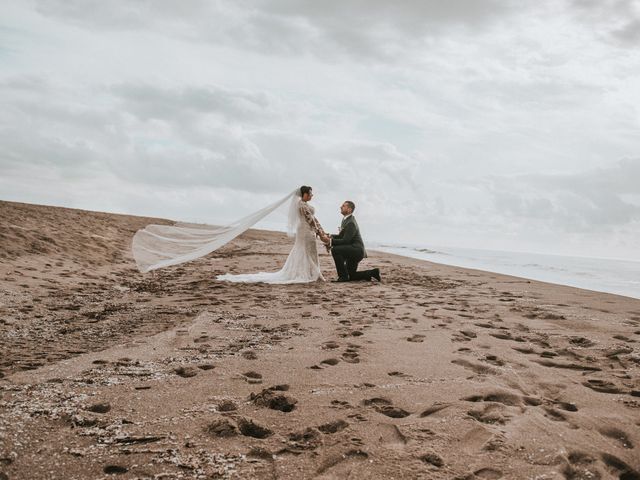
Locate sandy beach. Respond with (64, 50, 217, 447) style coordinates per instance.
(1, 199, 639, 480)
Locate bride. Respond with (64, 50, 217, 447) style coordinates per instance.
(216, 185, 326, 284)
(131, 185, 327, 281)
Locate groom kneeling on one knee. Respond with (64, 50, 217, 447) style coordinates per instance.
(320, 201, 381, 283)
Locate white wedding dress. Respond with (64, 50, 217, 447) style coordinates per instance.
(216, 198, 325, 284)
(131, 189, 325, 281)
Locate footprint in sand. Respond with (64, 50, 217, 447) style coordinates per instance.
(320, 358, 340, 366)
(420, 403, 452, 417)
(460, 330, 477, 339)
(533, 359, 601, 372)
(452, 358, 499, 375)
(549, 400, 578, 412)
(217, 400, 237, 412)
(241, 350, 258, 360)
(407, 334, 425, 343)
(249, 385, 297, 412)
(362, 397, 411, 418)
(286, 427, 323, 451)
(485, 354, 506, 366)
(512, 346, 537, 355)
(612, 334, 636, 343)
(347, 413, 368, 422)
(473, 467, 503, 479)
(103, 465, 128, 475)
(316, 449, 369, 476)
(542, 406, 572, 424)
(242, 371, 263, 384)
(604, 346, 634, 358)
(582, 378, 626, 394)
(237, 417, 273, 439)
(489, 331, 518, 341)
(462, 391, 522, 407)
(467, 403, 510, 425)
(597, 426, 634, 449)
(419, 452, 444, 468)
(174, 366, 198, 378)
(600, 452, 640, 479)
(205, 418, 238, 437)
(562, 451, 603, 480)
(341, 345, 361, 364)
(317, 419, 349, 434)
(568, 336, 596, 347)
(341, 351, 360, 363)
(246, 446, 274, 461)
(474, 322, 496, 329)
(86, 402, 111, 414)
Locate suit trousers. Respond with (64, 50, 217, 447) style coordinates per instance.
(331, 245, 373, 281)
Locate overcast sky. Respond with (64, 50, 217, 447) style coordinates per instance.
(1, 0, 639, 260)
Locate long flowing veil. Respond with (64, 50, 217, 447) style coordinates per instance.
(132, 188, 299, 273)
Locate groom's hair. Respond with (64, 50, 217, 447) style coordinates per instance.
(345, 200, 355, 212)
(300, 185, 312, 196)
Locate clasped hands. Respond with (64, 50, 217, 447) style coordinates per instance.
(319, 233, 331, 248)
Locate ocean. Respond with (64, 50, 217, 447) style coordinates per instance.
(371, 243, 640, 300)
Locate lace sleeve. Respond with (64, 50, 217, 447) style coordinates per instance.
(314, 215, 326, 236)
(299, 203, 324, 236)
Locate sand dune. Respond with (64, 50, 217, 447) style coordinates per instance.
(1, 200, 639, 479)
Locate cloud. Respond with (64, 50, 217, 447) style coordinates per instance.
(34, 0, 216, 31)
(611, 18, 640, 44)
(111, 83, 274, 124)
(243, 0, 516, 59)
(104, 83, 419, 194)
(0, 76, 113, 175)
(487, 158, 640, 232)
(569, 0, 640, 46)
(0, 75, 419, 203)
(34, 0, 517, 61)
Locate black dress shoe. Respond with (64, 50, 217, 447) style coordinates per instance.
(331, 277, 349, 282)
(372, 268, 381, 282)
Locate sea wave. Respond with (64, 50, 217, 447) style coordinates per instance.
(370, 243, 640, 300)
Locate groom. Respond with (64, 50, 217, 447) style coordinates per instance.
(320, 201, 381, 282)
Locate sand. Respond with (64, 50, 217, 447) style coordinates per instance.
(1, 199, 639, 480)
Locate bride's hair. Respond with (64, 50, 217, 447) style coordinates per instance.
(300, 185, 312, 197)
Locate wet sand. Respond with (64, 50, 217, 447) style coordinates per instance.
(1, 199, 639, 479)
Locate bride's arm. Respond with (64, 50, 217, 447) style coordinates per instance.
(299, 203, 324, 237)
(313, 216, 326, 237)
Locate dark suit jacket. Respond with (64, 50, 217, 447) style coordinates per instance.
(331, 215, 367, 258)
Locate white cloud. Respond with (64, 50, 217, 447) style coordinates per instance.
(33, 0, 516, 61)
(570, 0, 640, 46)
